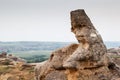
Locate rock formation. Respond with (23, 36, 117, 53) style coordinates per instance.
(108, 48, 120, 55)
(0, 52, 7, 58)
(63, 10, 108, 69)
(107, 48, 120, 66)
(35, 9, 120, 80)
(0, 53, 35, 80)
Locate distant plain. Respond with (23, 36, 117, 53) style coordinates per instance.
(0, 41, 120, 63)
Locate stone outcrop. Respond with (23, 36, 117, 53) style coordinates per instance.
(35, 9, 120, 80)
(0, 54, 35, 80)
(108, 48, 120, 55)
(107, 48, 120, 66)
(7, 54, 26, 63)
(0, 52, 7, 58)
(0, 52, 26, 65)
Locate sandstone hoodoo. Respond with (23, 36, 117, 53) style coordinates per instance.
(35, 9, 120, 80)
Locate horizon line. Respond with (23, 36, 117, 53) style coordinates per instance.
(0, 41, 120, 42)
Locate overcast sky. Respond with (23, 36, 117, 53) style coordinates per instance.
(0, 0, 120, 42)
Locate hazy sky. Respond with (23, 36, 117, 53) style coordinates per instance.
(0, 0, 120, 42)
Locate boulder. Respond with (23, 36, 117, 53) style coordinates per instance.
(107, 48, 120, 66)
(0, 52, 7, 58)
(35, 9, 120, 80)
(108, 48, 120, 55)
(7, 55, 26, 63)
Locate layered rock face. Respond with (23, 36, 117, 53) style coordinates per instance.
(35, 9, 120, 80)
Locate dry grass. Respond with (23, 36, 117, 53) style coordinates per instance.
(0, 65, 11, 75)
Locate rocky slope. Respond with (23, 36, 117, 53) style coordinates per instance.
(35, 9, 120, 80)
(107, 48, 120, 66)
(0, 53, 35, 80)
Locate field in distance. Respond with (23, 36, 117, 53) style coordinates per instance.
(0, 41, 120, 63)
(10, 50, 51, 63)
(0, 41, 70, 63)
